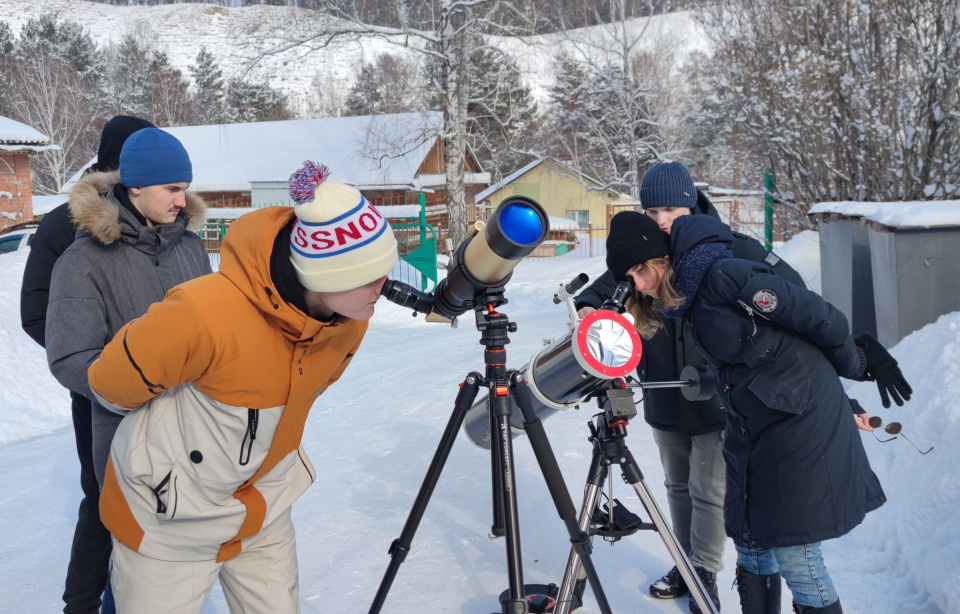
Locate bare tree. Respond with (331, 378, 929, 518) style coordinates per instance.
(245, 1, 536, 245)
(545, 0, 685, 199)
(6, 49, 99, 194)
(698, 0, 960, 224)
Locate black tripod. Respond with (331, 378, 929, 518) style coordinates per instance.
(369, 290, 612, 614)
(550, 381, 720, 614)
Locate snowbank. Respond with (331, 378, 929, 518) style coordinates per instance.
(838, 311, 960, 612)
(0, 251, 72, 446)
(774, 229, 821, 293)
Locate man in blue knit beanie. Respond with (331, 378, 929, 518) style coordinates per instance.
(119, 127, 194, 228)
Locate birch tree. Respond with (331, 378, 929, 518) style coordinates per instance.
(247, 1, 534, 245)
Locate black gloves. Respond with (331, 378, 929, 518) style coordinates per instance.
(854, 333, 913, 408)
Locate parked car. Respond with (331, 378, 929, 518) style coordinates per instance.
(0, 222, 38, 255)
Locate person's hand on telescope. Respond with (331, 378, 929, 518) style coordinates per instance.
(578, 306, 596, 319)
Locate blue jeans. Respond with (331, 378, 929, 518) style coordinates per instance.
(736, 541, 839, 608)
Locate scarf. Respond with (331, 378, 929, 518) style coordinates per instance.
(662, 243, 733, 319)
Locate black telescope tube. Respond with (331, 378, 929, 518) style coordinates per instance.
(380, 279, 435, 314)
(601, 281, 634, 313)
(564, 273, 590, 295)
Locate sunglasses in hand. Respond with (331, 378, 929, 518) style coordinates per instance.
(867, 417, 933, 455)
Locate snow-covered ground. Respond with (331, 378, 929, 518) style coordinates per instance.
(0, 250, 955, 613)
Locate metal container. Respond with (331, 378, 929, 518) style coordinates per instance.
(866, 202, 960, 347)
(808, 202, 883, 338)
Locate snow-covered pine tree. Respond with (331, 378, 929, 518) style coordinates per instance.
(17, 14, 105, 86)
(224, 78, 290, 123)
(466, 43, 538, 183)
(0, 22, 13, 114)
(147, 51, 193, 127)
(343, 53, 428, 117)
(104, 34, 152, 118)
(190, 47, 228, 125)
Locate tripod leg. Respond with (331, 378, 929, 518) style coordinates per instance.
(489, 380, 529, 614)
(490, 397, 505, 537)
(620, 446, 720, 614)
(368, 373, 482, 614)
(553, 448, 606, 614)
(509, 372, 613, 614)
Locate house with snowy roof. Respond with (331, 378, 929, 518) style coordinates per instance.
(0, 115, 59, 231)
(475, 157, 632, 235)
(64, 112, 489, 244)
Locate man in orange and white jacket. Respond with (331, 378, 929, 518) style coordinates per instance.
(87, 162, 398, 613)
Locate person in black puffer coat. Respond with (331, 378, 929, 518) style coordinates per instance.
(20, 115, 155, 614)
(605, 210, 911, 614)
(576, 161, 805, 614)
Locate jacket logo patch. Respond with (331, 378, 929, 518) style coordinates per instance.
(291, 198, 386, 258)
(752, 289, 778, 313)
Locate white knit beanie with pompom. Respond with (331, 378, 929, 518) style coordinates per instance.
(288, 161, 398, 292)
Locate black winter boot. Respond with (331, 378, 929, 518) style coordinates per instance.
(688, 566, 720, 614)
(735, 565, 781, 614)
(648, 565, 688, 599)
(793, 599, 843, 613)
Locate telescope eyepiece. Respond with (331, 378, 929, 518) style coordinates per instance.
(381, 279, 435, 315)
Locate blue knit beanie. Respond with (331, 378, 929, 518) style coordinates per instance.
(119, 128, 192, 188)
(639, 160, 696, 210)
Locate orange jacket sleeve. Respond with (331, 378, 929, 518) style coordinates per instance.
(88, 286, 212, 410)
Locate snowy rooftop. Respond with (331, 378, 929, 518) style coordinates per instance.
(475, 158, 624, 203)
(0, 115, 50, 145)
(809, 200, 960, 228)
(0, 115, 58, 152)
(548, 215, 579, 230)
(31, 195, 67, 216)
(63, 113, 447, 194)
(867, 201, 960, 229)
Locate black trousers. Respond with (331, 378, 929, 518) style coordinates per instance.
(62, 392, 112, 614)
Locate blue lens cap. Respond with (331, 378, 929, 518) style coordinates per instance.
(499, 203, 543, 245)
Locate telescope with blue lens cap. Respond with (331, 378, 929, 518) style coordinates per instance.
(380, 196, 550, 323)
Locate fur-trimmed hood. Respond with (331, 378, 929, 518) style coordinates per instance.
(68, 170, 207, 245)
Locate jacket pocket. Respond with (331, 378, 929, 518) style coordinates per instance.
(152, 468, 179, 520)
(746, 350, 811, 415)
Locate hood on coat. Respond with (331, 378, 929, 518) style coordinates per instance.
(693, 188, 723, 219)
(218, 207, 329, 341)
(68, 170, 207, 245)
(669, 215, 735, 264)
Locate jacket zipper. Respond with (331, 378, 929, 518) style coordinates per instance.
(239, 409, 259, 466)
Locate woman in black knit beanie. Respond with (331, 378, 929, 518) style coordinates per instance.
(605, 211, 911, 614)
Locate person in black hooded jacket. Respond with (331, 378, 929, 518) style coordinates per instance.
(576, 161, 804, 614)
(19, 115, 154, 614)
(605, 209, 911, 614)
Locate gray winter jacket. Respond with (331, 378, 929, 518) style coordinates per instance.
(45, 171, 212, 401)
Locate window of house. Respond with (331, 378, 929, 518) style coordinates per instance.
(566, 210, 589, 228)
